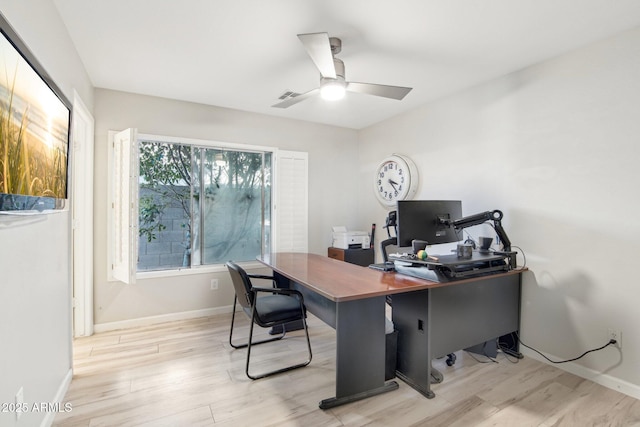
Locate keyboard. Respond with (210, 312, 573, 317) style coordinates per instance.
(368, 262, 395, 272)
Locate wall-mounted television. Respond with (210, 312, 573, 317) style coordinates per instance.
(0, 13, 71, 212)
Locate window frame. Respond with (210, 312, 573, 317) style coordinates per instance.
(108, 131, 280, 282)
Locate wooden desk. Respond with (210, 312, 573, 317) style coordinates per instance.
(391, 268, 523, 398)
(327, 247, 374, 266)
(258, 252, 523, 407)
(258, 252, 432, 409)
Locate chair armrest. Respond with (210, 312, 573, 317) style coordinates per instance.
(248, 274, 275, 281)
(251, 286, 305, 301)
(248, 274, 278, 288)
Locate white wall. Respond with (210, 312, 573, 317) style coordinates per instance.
(358, 26, 640, 396)
(3, 2, 637, 416)
(93, 89, 359, 326)
(0, 1, 93, 426)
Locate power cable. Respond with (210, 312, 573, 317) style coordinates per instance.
(515, 332, 617, 364)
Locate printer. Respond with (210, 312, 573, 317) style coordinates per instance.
(332, 226, 370, 249)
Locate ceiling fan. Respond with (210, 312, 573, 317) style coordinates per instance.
(272, 32, 412, 108)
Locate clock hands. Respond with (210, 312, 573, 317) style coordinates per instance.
(375, 155, 416, 206)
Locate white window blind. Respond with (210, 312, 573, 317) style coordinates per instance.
(275, 150, 308, 252)
(110, 128, 138, 284)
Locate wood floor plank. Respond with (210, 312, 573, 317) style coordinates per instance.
(418, 395, 501, 427)
(132, 406, 215, 427)
(475, 381, 574, 427)
(53, 313, 639, 426)
(540, 380, 633, 426)
(477, 362, 566, 408)
(330, 381, 451, 426)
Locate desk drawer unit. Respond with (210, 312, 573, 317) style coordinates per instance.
(392, 272, 521, 399)
(327, 247, 374, 267)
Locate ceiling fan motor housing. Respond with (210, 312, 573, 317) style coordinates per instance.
(329, 37, 342, 55)
(328, 58, 345, 80)
(320, 54, 345, 90)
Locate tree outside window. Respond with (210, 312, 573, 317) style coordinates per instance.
(137, 140, 271, 271)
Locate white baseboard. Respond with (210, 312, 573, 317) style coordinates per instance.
(93, 306, 235, 333)
(521, 348, 640, 400)
(40, 368, 73, 427)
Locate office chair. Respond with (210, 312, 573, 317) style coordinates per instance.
(226, 261, 312, 380)
(379, 237, 398, 305)
(380, 237, 398, 263)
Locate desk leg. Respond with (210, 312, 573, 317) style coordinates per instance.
(393, 290, 436, 399)
(319, 296, 399, 409)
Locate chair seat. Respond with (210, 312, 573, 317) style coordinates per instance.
(245, 294, 304, 325)
(226, 261, 312, 380)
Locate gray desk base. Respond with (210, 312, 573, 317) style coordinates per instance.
(274, 272, 399, 409)
(391, 273, 521, 399)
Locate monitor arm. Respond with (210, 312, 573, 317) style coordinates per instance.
(440, 210, 516, 268)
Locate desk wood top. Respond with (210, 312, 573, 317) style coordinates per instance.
(258, 252, 524, 302)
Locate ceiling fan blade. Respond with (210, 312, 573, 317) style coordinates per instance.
(271, 88, 320, 108)
(346, 82, 412, 100)
(297, 32, 336, 79)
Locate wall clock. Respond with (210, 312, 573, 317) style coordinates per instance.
(374, 154, 419, 207)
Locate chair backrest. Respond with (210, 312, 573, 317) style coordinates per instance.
(380, 237, 398, 263)
(226, 262, 254, 309)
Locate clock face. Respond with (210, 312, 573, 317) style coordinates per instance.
(374, 155, 418, 207)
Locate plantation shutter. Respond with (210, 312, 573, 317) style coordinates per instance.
(111, 128, 138, 284)
(275, 150, 308, 252)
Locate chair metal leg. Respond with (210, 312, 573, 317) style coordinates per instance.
(229, 295, 285, 349)
(245, 300, 313, 380)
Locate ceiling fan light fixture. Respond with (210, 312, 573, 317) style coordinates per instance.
(271, 33, 413, 108)
(320, 78, 346, 101)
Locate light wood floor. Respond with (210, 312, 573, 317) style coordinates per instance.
(54, 313, 640, 426)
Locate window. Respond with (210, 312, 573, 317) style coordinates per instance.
(110, 130, 305, 284)
(137, 139, 271, 272)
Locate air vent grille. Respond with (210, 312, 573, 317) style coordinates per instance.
(278, 91, 300, 100)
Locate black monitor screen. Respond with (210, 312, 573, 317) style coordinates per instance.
(397, 200, 463, 247)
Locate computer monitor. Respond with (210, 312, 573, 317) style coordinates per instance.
(397, 200, 463, 247)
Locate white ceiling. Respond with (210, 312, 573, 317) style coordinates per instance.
(53, 0, 640, 130)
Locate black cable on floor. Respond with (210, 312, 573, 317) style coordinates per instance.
(515, 332, 617, 364)
(497, 340, 523, 363)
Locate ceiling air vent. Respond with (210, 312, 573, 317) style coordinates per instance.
(278, 91, 300, 100)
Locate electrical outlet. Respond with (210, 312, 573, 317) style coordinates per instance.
(210, 279, 219, 290)
(608, 329, 622, 348)
(15, 387, 24, 420)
